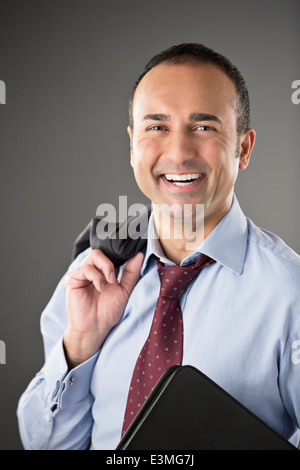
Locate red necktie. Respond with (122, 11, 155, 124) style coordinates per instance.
(121, 254, 215, 436)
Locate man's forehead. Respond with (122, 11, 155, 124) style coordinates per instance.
(136, 62, 235, 91)
(133, 62, 237, 117)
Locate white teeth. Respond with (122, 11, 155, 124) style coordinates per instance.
(163, 173, 203, 187)
(172, 181, 194, 187)
(164, 173, 202, 182)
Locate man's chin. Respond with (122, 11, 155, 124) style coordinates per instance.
(152, 200, 206, 221)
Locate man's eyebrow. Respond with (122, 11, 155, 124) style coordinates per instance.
(189, 113, 222, 124)
(142, 113, 222, 124)
(143, 113, 171, 121)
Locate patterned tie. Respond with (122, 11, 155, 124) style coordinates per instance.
(121, 253, 215, 436)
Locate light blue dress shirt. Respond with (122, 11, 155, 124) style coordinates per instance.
(17, 195, 300, 449)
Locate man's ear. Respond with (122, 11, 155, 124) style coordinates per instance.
(127, 125, 134, 168)
(238, 128, 256, 170)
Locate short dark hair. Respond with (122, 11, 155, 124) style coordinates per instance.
(129, 43, 250, 136)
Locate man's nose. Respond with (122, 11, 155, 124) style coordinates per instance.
(164, 131, 197, 164)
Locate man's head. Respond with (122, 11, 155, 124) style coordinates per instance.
(128, 43, 256, 238)
(129, 43, 250, 137)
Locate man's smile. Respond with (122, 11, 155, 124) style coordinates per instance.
(161, 173, 206, 190)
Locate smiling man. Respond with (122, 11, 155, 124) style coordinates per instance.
(128, 60, 255, 263)
(17, 43, 300, 450)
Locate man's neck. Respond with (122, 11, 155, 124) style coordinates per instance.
(158, 238, 195, 266)
(152, 202, 231, 265)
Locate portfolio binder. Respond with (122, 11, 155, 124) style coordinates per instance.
(116, 365, 297, 450)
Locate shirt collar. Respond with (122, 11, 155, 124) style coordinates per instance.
(198, 195, 248, 275)
(141, 194, 248, 276)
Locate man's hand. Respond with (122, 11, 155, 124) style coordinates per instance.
(63, 249, 144, 369)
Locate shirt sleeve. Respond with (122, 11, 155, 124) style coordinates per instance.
(278, 315, 300, 447)
(17, 248, 99, 450)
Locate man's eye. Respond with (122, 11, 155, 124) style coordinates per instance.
(196, 125, 214, 131)
(147, 125, 166, 131)
(196, 125, 213, 131)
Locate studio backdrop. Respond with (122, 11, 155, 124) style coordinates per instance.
(0, 0, 299, 449)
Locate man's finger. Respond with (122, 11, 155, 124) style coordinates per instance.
(66, 264, 106, 292)
(81, 249, 116, 284)
(119, 252, 144, 296)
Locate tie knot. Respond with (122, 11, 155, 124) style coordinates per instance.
(155, 255, 214, 299)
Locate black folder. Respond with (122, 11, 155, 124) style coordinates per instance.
(116, 365, 297, 450)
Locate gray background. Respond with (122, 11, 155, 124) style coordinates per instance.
(0, 0, 299, 450)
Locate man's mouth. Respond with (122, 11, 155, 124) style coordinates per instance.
(162, 173, 204, 187)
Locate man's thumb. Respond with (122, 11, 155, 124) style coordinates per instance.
(119, 252, 144, 295)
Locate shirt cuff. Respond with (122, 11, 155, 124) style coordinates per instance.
(43, 336, 100, 408)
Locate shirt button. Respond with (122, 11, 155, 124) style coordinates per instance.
(69, 376, 75, 386)
(45, 413, 51, 422)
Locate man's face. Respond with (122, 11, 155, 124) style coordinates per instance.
(129, 63, 253, 228)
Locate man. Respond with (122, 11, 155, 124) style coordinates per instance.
(17, 43, 300, 450)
